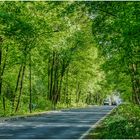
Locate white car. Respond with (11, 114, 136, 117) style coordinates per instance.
(103, 99, 111, 105)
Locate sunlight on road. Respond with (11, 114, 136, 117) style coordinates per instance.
(0, 106, 114, 139)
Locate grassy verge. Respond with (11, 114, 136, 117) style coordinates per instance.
(0, 102, 87, 117)
(86, 103, 140, 139)
(0, 103, 89, 121)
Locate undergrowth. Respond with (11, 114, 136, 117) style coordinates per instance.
(86, 103, 140, 139)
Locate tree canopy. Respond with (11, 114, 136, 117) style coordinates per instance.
(0, 1, 139, 116)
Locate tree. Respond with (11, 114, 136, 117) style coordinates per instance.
(86, 2, 140, 104)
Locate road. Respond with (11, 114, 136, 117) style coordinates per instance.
(0, 106, 114, 139)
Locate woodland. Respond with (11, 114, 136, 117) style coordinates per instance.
(0, 2, 140, 116)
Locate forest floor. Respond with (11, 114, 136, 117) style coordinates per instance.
(86, 103, 140, 139)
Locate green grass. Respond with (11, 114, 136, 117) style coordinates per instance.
(86, 103, 140, 139)
(0, 101, 87, 117)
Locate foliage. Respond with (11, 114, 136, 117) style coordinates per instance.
(0, 2, 139, 117)
(0, 2, 107, 116)
(86, 103, 140, 139)
(86, 2, 140, 104)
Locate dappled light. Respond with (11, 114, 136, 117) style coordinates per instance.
(0, 1, 140, 139)
(0, 106, 114, 139)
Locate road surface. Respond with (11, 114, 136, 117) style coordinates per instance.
(0, 106, 114, 139)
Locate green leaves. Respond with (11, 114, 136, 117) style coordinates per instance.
(87, 103, 140, 139)
(1, 1, 139, 116)
(87, 2, 140, 104)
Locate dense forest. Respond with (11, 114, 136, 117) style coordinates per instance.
(0, 1, 140, 116)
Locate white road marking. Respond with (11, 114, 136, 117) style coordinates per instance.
(79, 106, 117, 139)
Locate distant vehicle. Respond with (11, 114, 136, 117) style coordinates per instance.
(103, 99, 111, 105)
(103, 95, 122, 106)
(111, 101, 117, 106)
(116, 99, 123, 105)
(112, 98, 123, 105)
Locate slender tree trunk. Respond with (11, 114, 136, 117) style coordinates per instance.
(15, 64, 26, 113)
(0, 48, 2, 97)
(52, 53, 60, 109)
(2, 48, 8, 113)
(29, 51, 32, 113)
(0, 46, 8, 114)
(50, 51, 55, 102)
(57, 59, 65, 102)
(76, 79, 80, 105)
(47, 55, 50, 100)
(63, 75, 66, 104)
(55, 64, 59, 105)
(0, 38, 10, 115)
(132, 64, 140, 104)
(130, 63, 140, 105)
(0, 51, 2, 110)
(52, 52, 57, 109)
(66, 68, 69, 108)
(2, 97, 5, 115)
(135, 63, 140, 100)
(78, 90, 81, 104)
(1, 47, 8, 77)
(12, 64, 23, 112)
(0, 36, 3, 96)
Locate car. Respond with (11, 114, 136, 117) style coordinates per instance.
(111, 101, 117, 105)
(103, 99, 111, 105)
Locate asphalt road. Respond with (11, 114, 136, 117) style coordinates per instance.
(0, 105, 114, 139)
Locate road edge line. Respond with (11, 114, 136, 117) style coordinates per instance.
(79, 106, 118, 139)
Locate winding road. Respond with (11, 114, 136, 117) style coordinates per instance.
(0, 106, 114, 139)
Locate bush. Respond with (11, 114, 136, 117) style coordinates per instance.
(86, 103, 140, 139)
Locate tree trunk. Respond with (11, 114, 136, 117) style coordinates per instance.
(0, 44, 8, 114)
(47, 55, 50, 100)
(15, 64, 26, 113)
(0, 46, 2, 96)
(29, 51, 32, 113)
(66, 68, 69, 108)
(130, 63, 140, 105)
(52, 52, 58, 109)
(49, 51, 55, 102)
(12, 64, 23, 112)
(57, 59, 65, 102)
(75, 80, 80, 105)
(0, 36, 3, 96)
(1, 47, 8, 113)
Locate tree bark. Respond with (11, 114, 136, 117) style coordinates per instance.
(75, 80, 80, 106)
(12, 64, 23, 112)
(15, 64, 26, 113)
(66, 68, 69, 108)
(0, 36, 3, 96)
(29, 51, 32, 113)
(130, 63, 140, 105)
(47, 55, 50, 100)
(57, 59, 65, 102)
(15, 47, 27, 113)
(52, 52, 58, 109)
(1, 47, 8, 113)
(49, 51, 55, 102)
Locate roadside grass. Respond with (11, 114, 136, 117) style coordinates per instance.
(0, 103, 89, 122)
(0, 102, 87, 117)
(86, 103, 140, 139)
